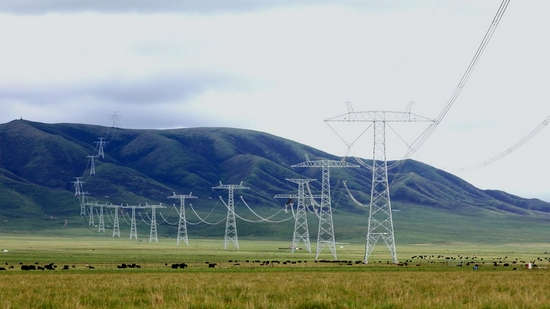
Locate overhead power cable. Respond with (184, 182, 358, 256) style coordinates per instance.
(239, 196, 292, 223)
(188, 202, 225, 225)
(405, 0, 511, 158)
(461, 114, 550, 170)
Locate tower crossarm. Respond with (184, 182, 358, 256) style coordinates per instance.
(168, 192, 198, 202)
(212, 181, 250, 191)
(274, 194, 298, 199)
(274, 194, 322, 199)
(324, 111, 435, 123)
(291, 159, 360, 168)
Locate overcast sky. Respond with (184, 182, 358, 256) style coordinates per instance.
(1, 0, 549, 201)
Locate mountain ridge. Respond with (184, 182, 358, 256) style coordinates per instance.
(1, 119, 549, 243)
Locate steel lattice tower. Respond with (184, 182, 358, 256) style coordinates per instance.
(72, 177, 83, 196)
(325, 109, 434, 264)
(274, 178, 318, 253)
(213, 182, 250, 250)
(88, 202, 95, 226)
(97, 203, 105, 233)
(79, 192, 89, 216)
(292, 157, 359, 259)
(95, 137, 107, 159)
(168, 192, 197, 246)
(112, 205, 120, 237)
(129, 206, 138, 240)
(149, 205, 158, 243)
(87, 155, 97, 176)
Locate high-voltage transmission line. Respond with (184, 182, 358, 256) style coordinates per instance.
(292, 156, 359, 260)
(213, 182, 250, 250)
(274, 178, 319, 254)
(404, 0, 510, 158)
(325, 109, 434, 264)
(461, 114, 550, 170)
(168, 192, 197, 246)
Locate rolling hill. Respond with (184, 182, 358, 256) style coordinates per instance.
(1, 119, 549, 244)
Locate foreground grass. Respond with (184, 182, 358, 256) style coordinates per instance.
(1, 235, 550, 308)
(1, 268, 550, 308)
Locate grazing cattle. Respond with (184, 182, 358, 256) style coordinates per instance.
(63, 265, 69, 270)
(171, 263, 187, 269)
(44, 263, 56, 270)
(208, 263, 217, 268)
(0, 267, 5, 271)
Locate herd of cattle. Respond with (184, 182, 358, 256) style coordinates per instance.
(2, 254, 550, 271)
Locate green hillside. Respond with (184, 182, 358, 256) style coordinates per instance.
(1, 119, 550, 244)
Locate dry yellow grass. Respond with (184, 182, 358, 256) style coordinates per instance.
(1, 236, 550, 308)
(0, 268, 549, 308)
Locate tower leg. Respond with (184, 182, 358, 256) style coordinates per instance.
(316, 166, 337, 260)
(291, 181, 312, 253)
(112, 207, 120, 237)
(149, 207, 158, 243)
(364, 122, 397, 264)
(129, 207, 138, 240)
(98, 205, 105, 233)
(224, 188, 239, 250)
(177, 200, 189, 246)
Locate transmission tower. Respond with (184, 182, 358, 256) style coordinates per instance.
(129, 205, 138, 240)
(168, 192, 198, 246)
(325, 107, 434, 264)
(149, 205, 157, 243)
(109, 112, 121, 129)
(112, 204, 120, 237)
(95, 137, 107, 159)
(79, 192, 90, 216)
(72, 177, 84, 197)
(87, 155, 98, 176)
(274, 178, 319, 253)
(212, 181, 250, 250)
(97, 203, 105, 233)
(87, 202, 95, 226)
(292, 156, 359, 259)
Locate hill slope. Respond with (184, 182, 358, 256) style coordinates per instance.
(1, 119, 549, 243)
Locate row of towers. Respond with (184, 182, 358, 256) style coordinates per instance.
(72, 106, 433, 264)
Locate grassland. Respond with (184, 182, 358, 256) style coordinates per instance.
(1, 235, 550, 308)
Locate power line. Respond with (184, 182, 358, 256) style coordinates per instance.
(405, 0, 511, 158)
(461, 114, 550, 170)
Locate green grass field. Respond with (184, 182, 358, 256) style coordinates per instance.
(1, 235, 550, 308)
